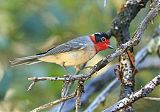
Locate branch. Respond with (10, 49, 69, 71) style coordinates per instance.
(137, 56, 160, 70)
(135, 33, 160, 66)
(51, 66, 117, 112)
(103, 75, 160, 112)
(27, 74, 84, 90)
(84, 78, 119, 112)
(27, 76, 68, 91)
(144, 97, 160, 101)
(30, 92, 76, 112)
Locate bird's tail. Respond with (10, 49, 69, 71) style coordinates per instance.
(10, 55, 41, 66)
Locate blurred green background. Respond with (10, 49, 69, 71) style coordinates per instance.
(0, 0, 159, 112)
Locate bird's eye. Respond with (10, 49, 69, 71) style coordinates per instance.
(101, 37, 106, 42)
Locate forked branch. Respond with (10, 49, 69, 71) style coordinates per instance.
(103, 75, 160, 112)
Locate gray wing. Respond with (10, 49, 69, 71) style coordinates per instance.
(40, 36, 88, 56)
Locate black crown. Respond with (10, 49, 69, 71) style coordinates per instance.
(94, 32, 109, 42)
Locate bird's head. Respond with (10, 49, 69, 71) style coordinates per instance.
(90, 32, 113, 52)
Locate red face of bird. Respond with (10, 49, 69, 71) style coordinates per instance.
(90, 32, 113, 52)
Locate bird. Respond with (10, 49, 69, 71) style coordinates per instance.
(10, 32, 113, 69)
(10, 32, 113, 111)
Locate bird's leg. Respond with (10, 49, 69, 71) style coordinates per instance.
(73, 63, 87, 73)
(62, 62, 70, 75)
(74, 65, 81, 75)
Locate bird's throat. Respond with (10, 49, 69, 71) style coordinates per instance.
(90, 35, 108, 52)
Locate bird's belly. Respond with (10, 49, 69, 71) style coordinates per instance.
(39, 50, 96, 66)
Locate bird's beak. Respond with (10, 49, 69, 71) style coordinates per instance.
(108, 44, 114, 49)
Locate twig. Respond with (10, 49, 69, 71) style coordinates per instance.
(135, 24, 160, 66)
(27, 76, 78, 82)
(103, 75, 160, 112)
(144, 97, 160, 101)
(84, 78, 119, 112)
(27, 75, 83, 90)
(59, 78, 74, 112)
(135, 34, 160, 66)
(27, 76, 66, 91)
(137, 56, 160, 70)
(30, 92, 76, 112)
(27, 81, 36, 91)
(135, 47, 149, 66)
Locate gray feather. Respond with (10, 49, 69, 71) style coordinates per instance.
(44, 36, 88, 56)
(10, 55, 41, 66)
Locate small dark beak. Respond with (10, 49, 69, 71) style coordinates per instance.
(108, 44, 114, 49)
